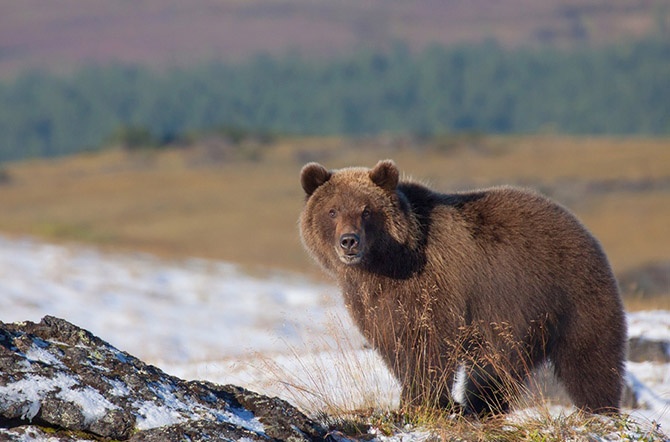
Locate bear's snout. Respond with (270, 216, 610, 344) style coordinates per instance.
(338, 233, 363, 264)
(340, 233, 360, 251)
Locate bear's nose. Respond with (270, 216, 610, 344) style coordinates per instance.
(339, 233, 360, 252)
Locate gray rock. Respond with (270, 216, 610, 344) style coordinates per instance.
(627, 337, 670, 363)
(1, 425, 99, 441)
(0, 316, 325, 441)
(129, 419, 274, 441)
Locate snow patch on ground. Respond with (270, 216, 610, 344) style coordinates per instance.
(0, 235, 343, 364)
(629, 311, 670, 342)
(626, 311, 670, 428)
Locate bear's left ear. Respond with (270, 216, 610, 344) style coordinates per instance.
(301, 162, 332, 196)
(369, 159, 399, 192)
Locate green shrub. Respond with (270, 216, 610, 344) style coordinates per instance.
(107, 125, 159, 150)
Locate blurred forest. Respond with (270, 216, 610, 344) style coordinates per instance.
(0, 38, 669, 162)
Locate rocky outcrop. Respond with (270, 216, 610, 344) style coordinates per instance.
(0, 316, 325, 441)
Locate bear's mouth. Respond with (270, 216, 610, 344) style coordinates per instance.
(339, 253, 363, 265)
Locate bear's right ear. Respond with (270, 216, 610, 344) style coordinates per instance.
(369, 159, 399, 192)
(300, 163, 331, 196)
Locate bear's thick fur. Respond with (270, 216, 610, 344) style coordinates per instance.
(299, 159, 626, 416)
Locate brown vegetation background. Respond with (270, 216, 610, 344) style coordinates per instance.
(0, 135, 668, 309)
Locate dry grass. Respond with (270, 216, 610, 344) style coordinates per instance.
(0, 134, 668, 308)
(422, 408, 668, 442)
(257, 312, 399, 416)
(257, 312, 668, 441)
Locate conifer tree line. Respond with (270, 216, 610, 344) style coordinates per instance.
(0, 38, 668, 162)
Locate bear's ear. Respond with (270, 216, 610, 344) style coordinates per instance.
(369, 159, 399, 192)
(301, 162, 332, 196)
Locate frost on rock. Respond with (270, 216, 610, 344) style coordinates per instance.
(0, 316, 325, 441)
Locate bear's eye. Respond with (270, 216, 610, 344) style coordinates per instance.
(362, 207, 371, 219)
(328, 209, 337, 218)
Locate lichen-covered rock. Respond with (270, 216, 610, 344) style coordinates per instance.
(0, 425, 97, 441)
(0, 316, 325, 441)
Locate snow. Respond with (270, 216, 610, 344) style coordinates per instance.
(0, 234, 669, 439)
(24, 342, 65, 368)
(628, 311, 670, 342)
(0, 235, 344, 364)
(131, 379, 266, 433)
(107, 378, 131, 397)
(133, 400, 186, 430)
(626, 311, 670, 429)
(626, 363, 670, 428)
(58, 384, 119, 424)
(0, 373, 118, 423)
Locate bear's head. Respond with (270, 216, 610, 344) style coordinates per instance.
(299, 160, 416, 274)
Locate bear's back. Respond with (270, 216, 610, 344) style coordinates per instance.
(398, 181, 597, 256)
(396, 181, 618, 315)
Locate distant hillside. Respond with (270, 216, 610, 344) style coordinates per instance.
(1, 0, 668, 75)
(1, 39, 668, 162)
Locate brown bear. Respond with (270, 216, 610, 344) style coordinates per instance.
(299, 159, 626, 416)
